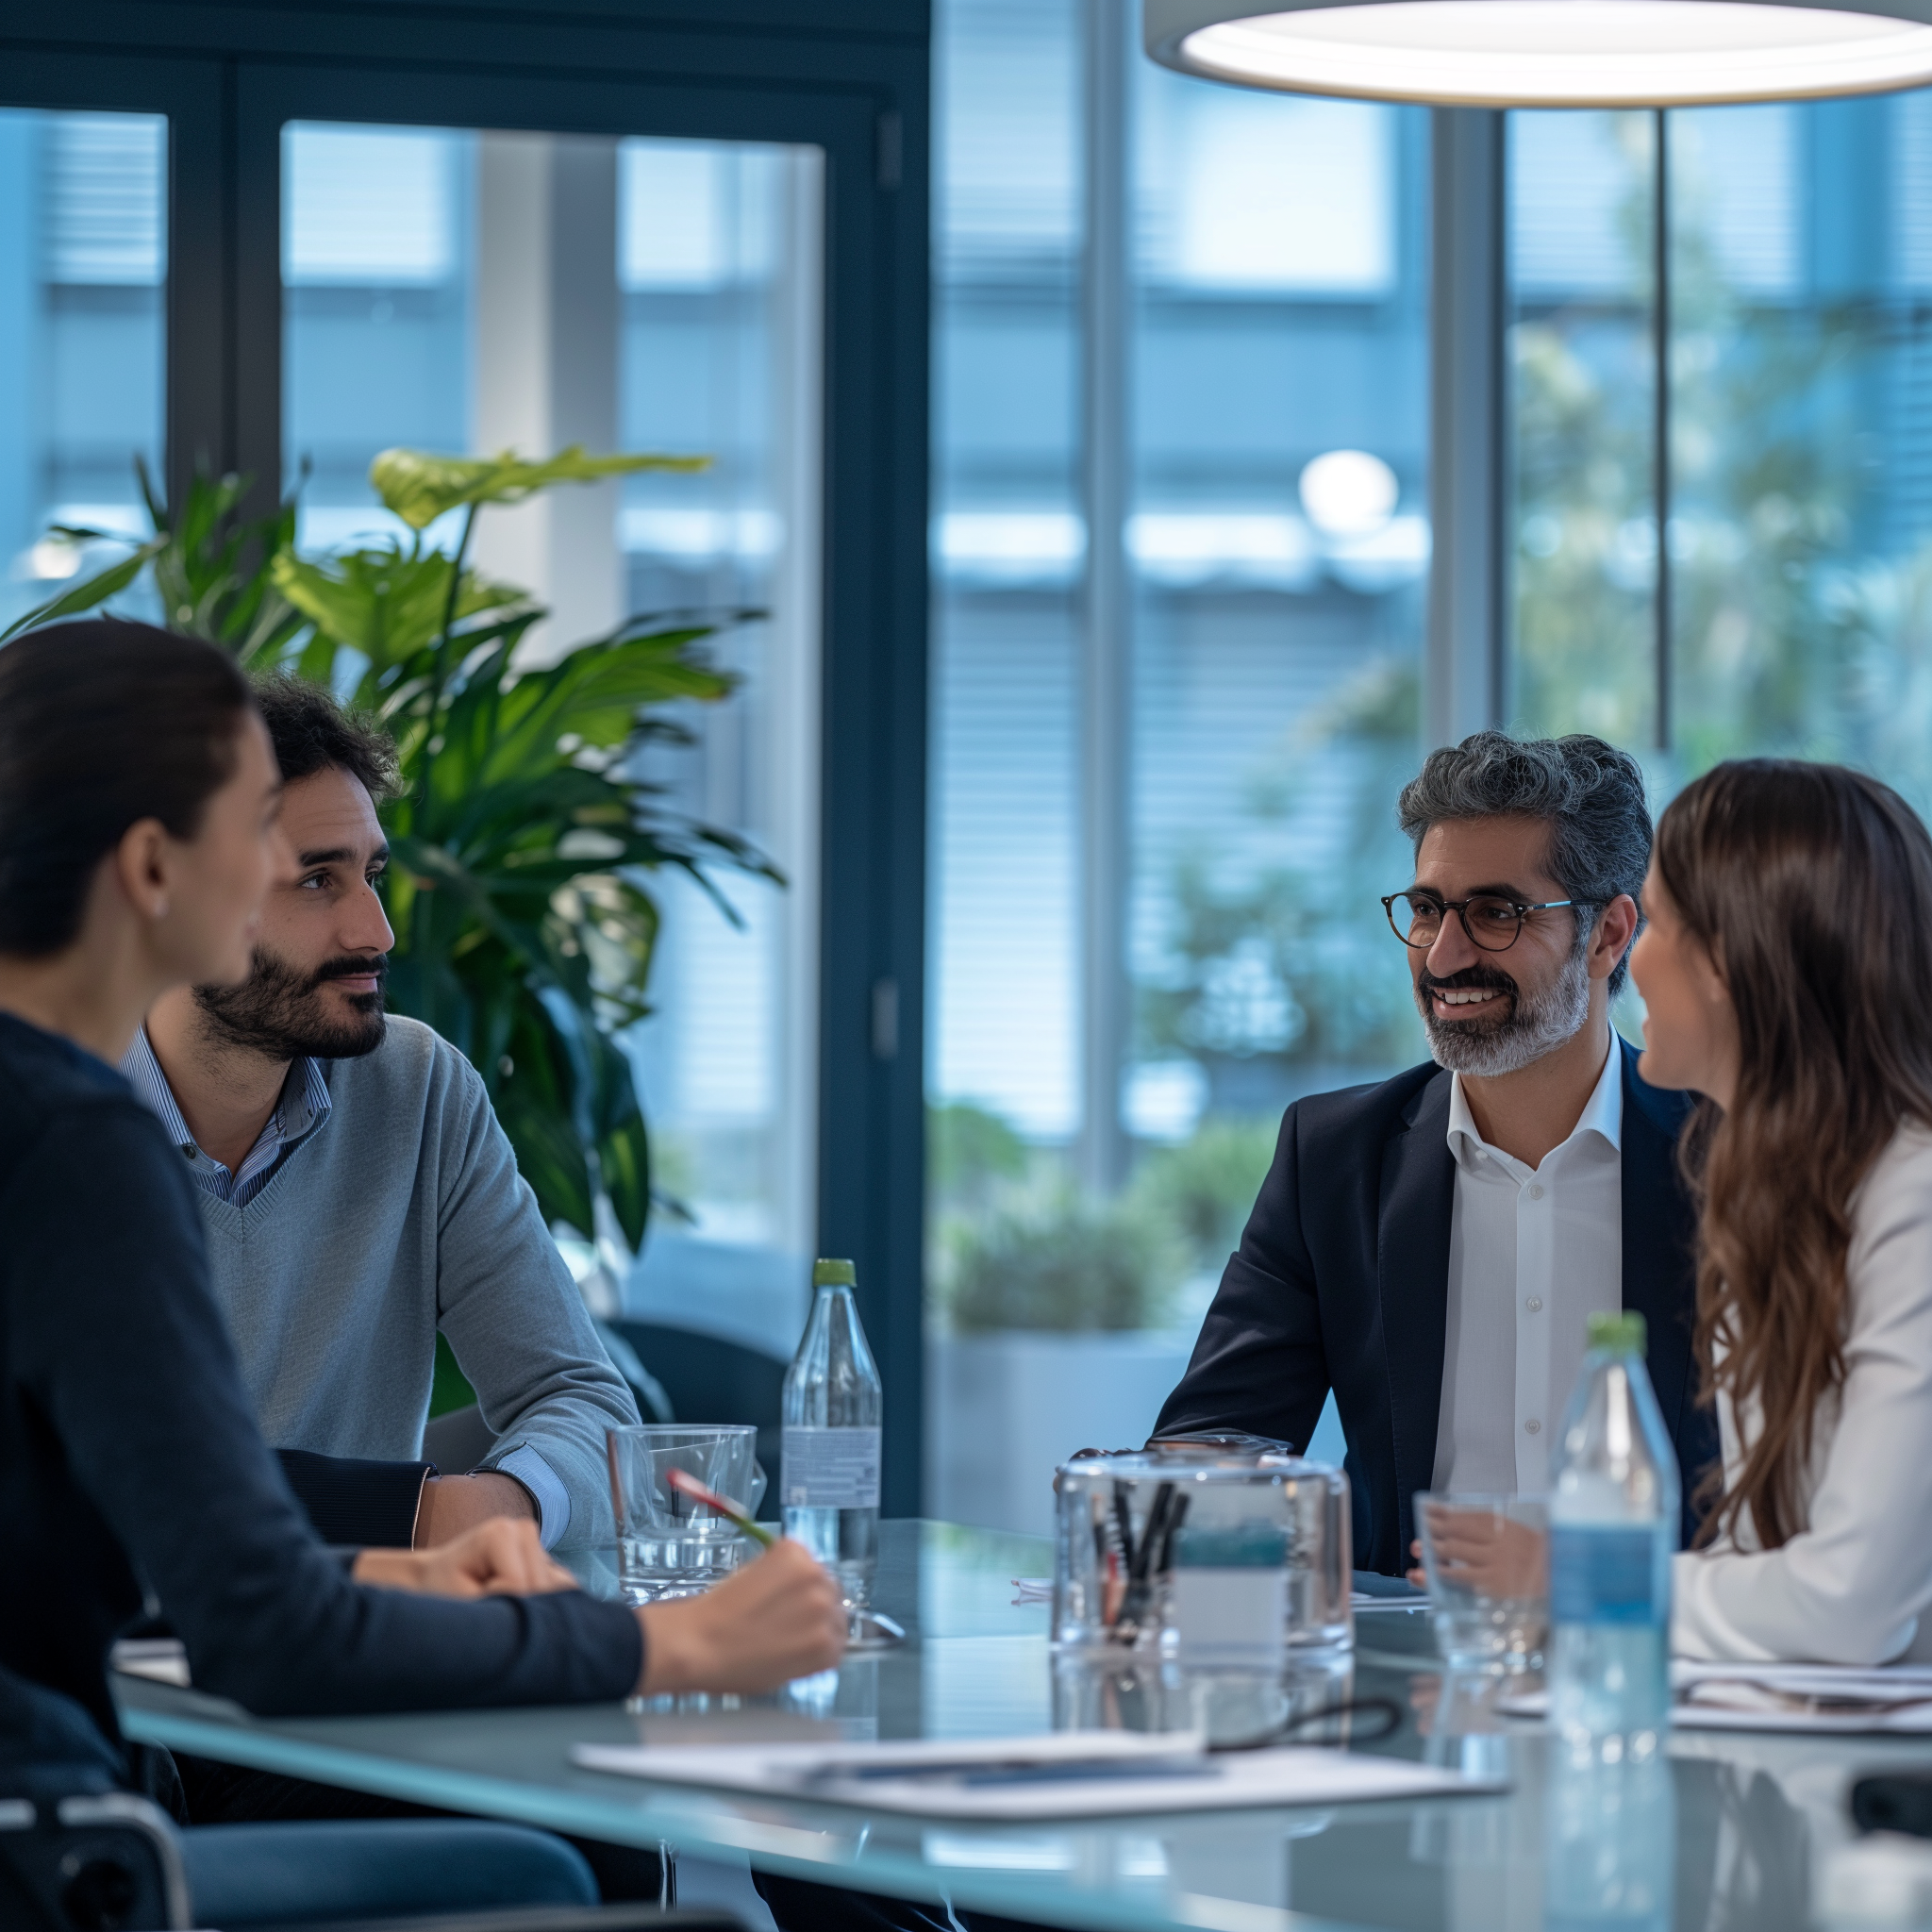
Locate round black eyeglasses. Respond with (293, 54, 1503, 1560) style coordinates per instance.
(1381, 891, 1592, 954)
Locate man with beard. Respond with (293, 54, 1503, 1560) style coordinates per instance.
(1153, 730, 1719, 1572)
(125, 678, 638, 1557)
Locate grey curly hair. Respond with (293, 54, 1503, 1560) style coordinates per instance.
(1396, 731, 1652, 997)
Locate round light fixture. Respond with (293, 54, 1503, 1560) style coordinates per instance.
(1145, 0, 1932, 107)
(1299, 449, 1400, 540)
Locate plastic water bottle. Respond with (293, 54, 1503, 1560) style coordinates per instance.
(1548, 1309, 1679, 1765)
(782, 1257, 882, 1609)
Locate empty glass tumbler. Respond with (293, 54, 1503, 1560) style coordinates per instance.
(608, 1424, 767, 1603)
(1413, 1491, 1549, 1673)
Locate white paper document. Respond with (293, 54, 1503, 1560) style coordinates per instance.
(573, 1727, 1504, 1820)
(109, 1639, 191, 1688)
(1498, 1660, 1932, 1733)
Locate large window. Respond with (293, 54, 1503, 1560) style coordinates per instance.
(281, 122, 824, 1350)
(1509, 96, 1932, 822)
(927, 0, 1428, 1532)
(0, 109, 165, 634)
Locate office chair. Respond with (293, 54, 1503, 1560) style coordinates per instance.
(1, 1664, 191, 1931)
(0, 1790, 190, 1931)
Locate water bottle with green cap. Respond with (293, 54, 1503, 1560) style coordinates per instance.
(782, 1257, 882, 1609)
(1547, 1308, 1681, 1761)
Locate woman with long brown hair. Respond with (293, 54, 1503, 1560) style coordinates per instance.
(1631, 757, 1932, 1663)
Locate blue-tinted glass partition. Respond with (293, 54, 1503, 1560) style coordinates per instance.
(0, 9, 931, 1510)
(280, 121, 825, 1346)
(1508, 95, 1932, 822)
(927, 13, 1932, 1536)
(0, 110, 164, 635)
(927, 0, 1427, 1531)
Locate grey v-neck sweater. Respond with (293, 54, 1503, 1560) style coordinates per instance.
(192, 1017, 636, 1550)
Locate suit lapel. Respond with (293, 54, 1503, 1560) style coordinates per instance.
(1376, 1068, 1456, 1554)
(1618, 1040, 1699, 1448)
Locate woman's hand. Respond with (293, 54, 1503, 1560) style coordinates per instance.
(637, 1538, 847, 1695)
(1408, 1511, 1547, 1598)
(353, 1518, 579, 1599)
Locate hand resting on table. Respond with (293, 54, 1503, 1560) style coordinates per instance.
(354, 1516, 576, 1597)
(357, 1523, 847, 1696)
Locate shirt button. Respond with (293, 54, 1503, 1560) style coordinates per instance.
(1526, 1296, 1543, 1312)
(1527, 1183, 1545, 1200)
(1524, 1419, 1542, 1435)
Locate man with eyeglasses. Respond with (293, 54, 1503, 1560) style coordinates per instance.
(1154, 730, 1718, 1574)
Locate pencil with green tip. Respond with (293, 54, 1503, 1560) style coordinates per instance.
(665, 1465, 776, 1547)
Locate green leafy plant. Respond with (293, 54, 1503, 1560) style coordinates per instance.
(1130, 1118, 1279, 1275)
(927, 1102, 1029, 1218)
(1137, 655, 1424, 1100)
(10, 451, 774, 1262)
(940, 1189, 1179, 1336)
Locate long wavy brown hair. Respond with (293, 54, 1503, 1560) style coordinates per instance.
(1656, 760, 1932, 1550)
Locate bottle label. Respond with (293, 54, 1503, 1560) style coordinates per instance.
(782, 1426, 881, 1509)
(1550, 1524, 1665, 1626)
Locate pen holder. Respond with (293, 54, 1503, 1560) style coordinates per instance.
(1051, 1446, 1352, 1661)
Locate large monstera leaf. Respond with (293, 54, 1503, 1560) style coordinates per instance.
(371, 445, 707, 530)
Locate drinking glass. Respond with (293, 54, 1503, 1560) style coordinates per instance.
(608, 1424, 767, 1603)
(1414, 1491, 1548, 1673)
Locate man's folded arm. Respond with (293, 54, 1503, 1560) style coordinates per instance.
(1153, 1101, 1330, 1455)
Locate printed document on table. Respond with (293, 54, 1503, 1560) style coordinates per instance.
(574, 1728, 1505, 1820)
(1498, 1660, 1932, 1733)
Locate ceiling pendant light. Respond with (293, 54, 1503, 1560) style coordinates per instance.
(1145, 0, 1932, 108)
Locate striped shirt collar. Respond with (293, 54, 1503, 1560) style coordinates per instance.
(123, 1026, 332, 1208)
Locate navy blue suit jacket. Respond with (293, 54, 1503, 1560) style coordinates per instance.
(1154, 1039, 1719, 1574)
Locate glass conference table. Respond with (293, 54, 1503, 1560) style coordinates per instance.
(113, 1521, 1924, 1931)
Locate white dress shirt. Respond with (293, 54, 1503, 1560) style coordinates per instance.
(1432, 1041, 1624, 1496)
(1674, 1123, 1932, 1665)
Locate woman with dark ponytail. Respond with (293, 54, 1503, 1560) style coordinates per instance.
(0, 622, 843, 1923)
(1632, 757, 1932, 1663)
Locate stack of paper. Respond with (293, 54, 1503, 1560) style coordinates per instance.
(573, 1728, 1504, 1820)
(1674, 1661, 1932, 1732)
(1496, 1661, 1932, 1733)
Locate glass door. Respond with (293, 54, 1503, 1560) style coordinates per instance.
(280, 119, 824, 1357)
(0, 108, 167, 633)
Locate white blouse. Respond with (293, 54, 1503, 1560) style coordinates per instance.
(1674, 1122, 1932, 1665)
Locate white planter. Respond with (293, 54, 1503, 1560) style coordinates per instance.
(924, 1329, 1200, 1538)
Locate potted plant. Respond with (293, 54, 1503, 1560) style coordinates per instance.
(10, 449, 774, 1337)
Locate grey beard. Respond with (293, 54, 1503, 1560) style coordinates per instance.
(1421, 941, 1592, 1077)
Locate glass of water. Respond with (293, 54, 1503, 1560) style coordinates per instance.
(1414, 1491, 1548, 1674)
(608, 1424, 767, 1604)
